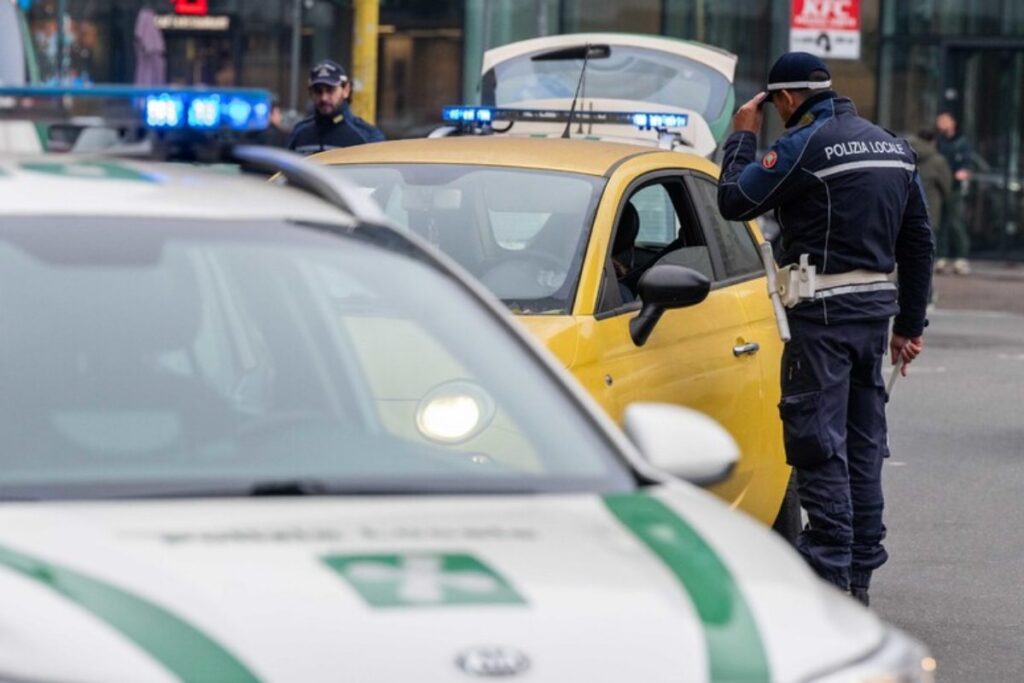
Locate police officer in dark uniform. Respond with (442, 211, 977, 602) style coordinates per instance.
(287, 59, 385, 155)
(717, 53, 934, 606)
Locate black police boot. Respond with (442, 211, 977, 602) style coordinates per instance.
(850, 587, 870, 607)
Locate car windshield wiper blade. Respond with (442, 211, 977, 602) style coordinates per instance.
(247, 479, 543, 497)
(249, 479, 338, 496)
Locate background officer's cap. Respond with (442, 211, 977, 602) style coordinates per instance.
(309, 60, 348, 88)
(766, 52, 832, 93)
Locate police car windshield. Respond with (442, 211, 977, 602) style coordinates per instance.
(327, 164, 604, 315)
(482, 45, 731, 122)
(0, 217, 633, 500)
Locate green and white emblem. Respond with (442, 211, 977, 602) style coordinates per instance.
(323, 552, 526, 608)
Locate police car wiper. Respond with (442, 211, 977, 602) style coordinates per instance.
(231, 145, 390, 227)
(559, 44, 608, 139)
(249, 479, 339, 496)
(246, 479, 542, 497)
(530, 44, 610, 61)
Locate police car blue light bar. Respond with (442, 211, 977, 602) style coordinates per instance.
(0, 85, 271, 132)
(442, 106, 493, 123)
(442, 105, 688, 131)
(630, 113, 689, 130)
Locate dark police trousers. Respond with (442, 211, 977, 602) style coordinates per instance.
(779, 316, 890, 591)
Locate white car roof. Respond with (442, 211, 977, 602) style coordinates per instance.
(482, 32, 737, 80)
(0, 155, 355, 225)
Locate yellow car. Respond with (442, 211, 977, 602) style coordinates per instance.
(313, 136, 795, 531)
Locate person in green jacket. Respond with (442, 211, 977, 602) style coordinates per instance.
(935, 112, 973, 275)
(909, 130, 952, 233)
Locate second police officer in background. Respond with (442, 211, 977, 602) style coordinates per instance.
(287, 59, 385, 155)
(717, 53, 934, 607)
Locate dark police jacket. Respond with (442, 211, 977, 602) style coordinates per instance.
(718, 93, 934, 338)
(286, 102, 385, 155)
(936, 133, 973, 175)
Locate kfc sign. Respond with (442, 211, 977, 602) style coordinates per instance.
(790, 0, 861, 60)
(172, 0, 208, 16)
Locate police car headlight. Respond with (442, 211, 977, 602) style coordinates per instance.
(415, 381, 495, 444)
(810, 627, 936, 683)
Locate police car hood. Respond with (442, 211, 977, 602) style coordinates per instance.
(0, 487, 884, 682)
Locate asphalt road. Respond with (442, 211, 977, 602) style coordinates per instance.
(874, 302, 1024, 681)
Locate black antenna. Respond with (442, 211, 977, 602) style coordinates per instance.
(561, 44, 593, 139)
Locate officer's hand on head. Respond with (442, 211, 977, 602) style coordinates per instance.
(890, 334, 924, 376)
(732, 92, 768, 135)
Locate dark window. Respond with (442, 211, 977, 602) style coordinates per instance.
(691, 175, 762, 280)
(598, 176, 713, 313)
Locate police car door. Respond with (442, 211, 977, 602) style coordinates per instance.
(572, 173, 764, 502)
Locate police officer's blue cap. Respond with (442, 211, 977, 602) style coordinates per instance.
(309, 60, 348, 87)
(766, 52, 832, 92)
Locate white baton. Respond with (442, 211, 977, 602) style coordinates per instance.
(759, 242, 791, 343)
(886, 358, 905, 396)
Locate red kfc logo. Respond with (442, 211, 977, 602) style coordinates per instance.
(172, 0, 209, 16)
(791, 0, 860, 31)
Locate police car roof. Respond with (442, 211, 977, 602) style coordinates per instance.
(312, 137, 714, 177)
(0, 155, 355, 224)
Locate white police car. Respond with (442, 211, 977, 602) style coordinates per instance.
(0, 142, 936, 683)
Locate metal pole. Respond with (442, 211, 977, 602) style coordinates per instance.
(462, 0, 484, 103)
(695, 0, 705, 44)
(351, 0, 380, 123)
(536, 0, 548, 37)
(56, 0, 67, 81)
(483, 0, 494, 54)
(289, 0, 302, 115)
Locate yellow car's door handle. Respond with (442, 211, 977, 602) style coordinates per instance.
(733, 342, 760, 357)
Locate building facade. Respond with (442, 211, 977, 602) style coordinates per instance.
(16, 0, 1024, 257)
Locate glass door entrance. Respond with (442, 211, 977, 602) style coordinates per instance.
(943, 46, 1024, 259)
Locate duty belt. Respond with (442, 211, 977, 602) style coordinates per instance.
(775, 254, 895, 308)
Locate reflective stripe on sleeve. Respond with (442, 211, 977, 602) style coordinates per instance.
(815, 160, 917, 179)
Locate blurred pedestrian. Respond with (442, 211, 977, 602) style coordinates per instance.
(254, 99, 291, 148)
(287, 60, 384, 155)
(908, 130, 952, 234)
(718, 52, 934, 607)
(935, 112, 973, 274)
(133, 7, 165, 86)
(908, 130, 950, 309)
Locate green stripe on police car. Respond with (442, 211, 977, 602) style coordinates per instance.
(0, 543, 259, 683)
(604, 493, 771, 683)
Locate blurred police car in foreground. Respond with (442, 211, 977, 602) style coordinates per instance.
(0, 86, 934, 682)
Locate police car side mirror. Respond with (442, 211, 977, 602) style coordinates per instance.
(623, 403, 738, 486)
(629, 264, 711, 346)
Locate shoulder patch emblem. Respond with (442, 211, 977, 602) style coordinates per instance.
(762, 151, 778, 169)
(799, 112, 816, 127)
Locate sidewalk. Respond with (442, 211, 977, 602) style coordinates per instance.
(932, 261, 1024, 315)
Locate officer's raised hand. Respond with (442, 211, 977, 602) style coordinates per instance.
(731, 92, 768, 135)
